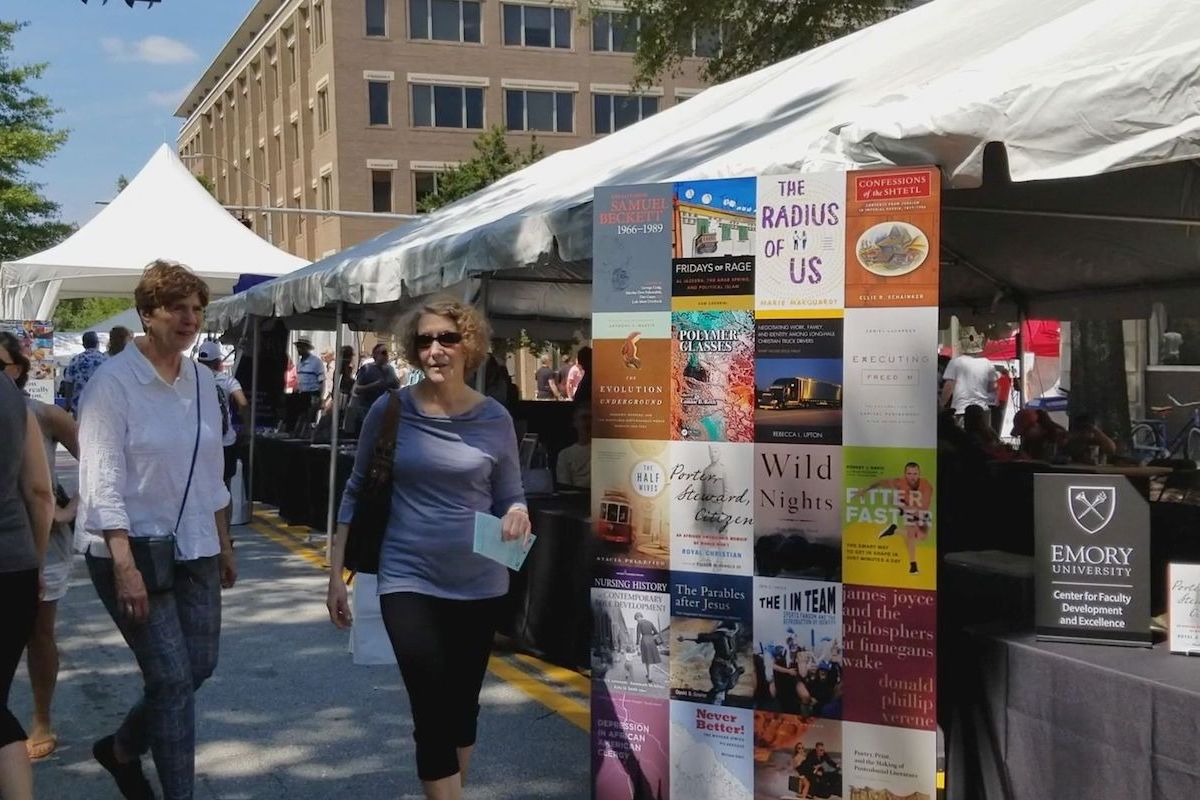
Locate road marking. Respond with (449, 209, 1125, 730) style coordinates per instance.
(244, 510, 593, 728)
(487, 655, 589, 732)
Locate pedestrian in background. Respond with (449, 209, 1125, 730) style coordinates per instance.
(108, 326, 133, 357)
(77, 261, 237, 800)
(0, 369, 54, 800)
(61, 330, 107, 414)
(1, 332, 80, 762)
(327, 296, 530, 800)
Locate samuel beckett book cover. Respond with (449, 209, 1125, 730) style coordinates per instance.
(671, 310, 755, 443)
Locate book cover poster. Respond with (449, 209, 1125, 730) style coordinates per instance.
(671, 310, 755, 443)
(592, 567, 672, 699)
(670, 572, 755, 708)
(670, 441, 754, 576)
(592, 690, 671, 800)
(843, 721, 935, 800)
(671, 255, 755, 311)
(753, 713, 844, 800)
(755, 171, 847, 314)
(673, 178, 757, 259)
(843, 447, 937, 590)
(755, 317, 843, 445)
(594, 312, 672, 441)
(842, 585, 936, 732)
(752, 578, 843, 719)
(594, 183, 675, 313)
(593, 438, 672, 571)
(755, 444, 842, 582)
(669, 702, 754, 799)
(844, 167, 941, 308)
(842, 307, 937, 449)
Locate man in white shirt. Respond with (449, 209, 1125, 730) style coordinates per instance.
(294, 337, 324, 419)
(940, 327, 997, 419)
(555, 406, 591, 489)
(196, 342, 248, 493)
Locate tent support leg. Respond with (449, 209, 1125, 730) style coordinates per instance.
(1016, 308, 1027, 410)
(326, 302, 343, 558)
(475, 275, 489, 393)
(248, 317, 260, 522)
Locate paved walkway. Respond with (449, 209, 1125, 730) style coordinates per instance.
(10, 520, 591, 799)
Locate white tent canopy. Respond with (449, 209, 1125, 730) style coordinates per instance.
(206, 0, 1200, 329)
(1, 144, 308, 320)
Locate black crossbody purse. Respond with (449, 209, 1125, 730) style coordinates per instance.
(343, 390, 401, 575)
(129, 361, 203, 594)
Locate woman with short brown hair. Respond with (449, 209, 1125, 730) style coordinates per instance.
(77, 259, 236, 800)
(327, 295, 529, 800)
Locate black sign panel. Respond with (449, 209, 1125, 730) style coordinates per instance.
(1034, 474, 1151, 646)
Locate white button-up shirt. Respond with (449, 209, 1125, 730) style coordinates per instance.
(75, 343, 230, 560)
(296, 352, 324, 393)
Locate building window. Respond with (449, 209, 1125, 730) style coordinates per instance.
(320, 172, 333, 210)
(413, 170, 443, 209)
(289, 121, 299, 156)
(502, 4, 570, 48)
(287, 44, 297, 84)
(317, 87, 330, 133)
(313, 1, 327, 50)
(505, 89, 573, 133)
(693, 26, 721, 58)
(366, 0, 388, 36)
(591, 11, 639, 53)
(409, 0, 481, 43)
(271, 134, 281, 170)
(368, 80, 390, 125)
(371, 170, 393, 212)
(593, 93, 658, 134)
(411, 84, 484, 129)
(271, 62, 280, 97)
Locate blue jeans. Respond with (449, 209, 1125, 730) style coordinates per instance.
(87, 555, 221, 800)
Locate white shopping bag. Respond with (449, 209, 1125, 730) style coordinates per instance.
(349, 572, 396, 665)
(229, 460, 250, 526)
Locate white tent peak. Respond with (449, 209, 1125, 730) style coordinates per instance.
(1, 143, 308, 319)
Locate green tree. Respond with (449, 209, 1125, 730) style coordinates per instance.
(416, 126, 544, 213)
(0, 20, 72, 262)
(602, 0, 899, 86)
(52, 297, 134, 332)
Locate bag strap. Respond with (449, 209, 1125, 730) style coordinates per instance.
(175, 361, 203, 534)
(367, 390, 402, 488)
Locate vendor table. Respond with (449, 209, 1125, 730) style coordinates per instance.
(951, 629, 1200, 800)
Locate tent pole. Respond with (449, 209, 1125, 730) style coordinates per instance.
(476, 275, 489, 393)
(326, 301, 344, 557)
(248, 316, 260, 522)
(1015, 308, 1027, 410)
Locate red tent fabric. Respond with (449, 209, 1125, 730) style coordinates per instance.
(984, 320, 1060, 360)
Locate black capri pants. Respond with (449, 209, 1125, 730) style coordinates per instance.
(0, 569, 39, 748)
(380, 592, 500, 782)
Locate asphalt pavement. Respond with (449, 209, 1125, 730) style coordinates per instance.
(10, 520, 591, 799)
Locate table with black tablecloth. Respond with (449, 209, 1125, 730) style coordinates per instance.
(251, 437, 355, 530)
(949, 628, 1200, 800)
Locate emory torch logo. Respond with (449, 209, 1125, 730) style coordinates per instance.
(1068, 486, 1116, 535)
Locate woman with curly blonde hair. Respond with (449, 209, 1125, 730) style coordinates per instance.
(327, 295, 529, 800)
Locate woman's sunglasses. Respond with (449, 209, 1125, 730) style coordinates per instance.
(414, 332, 463, 349)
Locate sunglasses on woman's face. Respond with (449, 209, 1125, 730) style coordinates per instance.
(414, 332, 463, 350)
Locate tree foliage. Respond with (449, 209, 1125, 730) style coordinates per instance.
(416, 126, 544, 213)
(610, 0, 899, 86)
(52, 297, 134, 332)
(0, 20, 72, 262)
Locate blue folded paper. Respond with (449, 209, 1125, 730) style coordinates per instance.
(472, 512, 536, 570)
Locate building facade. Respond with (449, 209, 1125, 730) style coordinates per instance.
(176, 0, 708, 260)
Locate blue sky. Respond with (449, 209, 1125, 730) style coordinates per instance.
(7, 1, 250, 226)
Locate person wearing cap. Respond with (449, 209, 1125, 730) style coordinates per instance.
(940, 327, 997, 420)
(294, 337, 324, 418)
(61, 330, 108, 414)
(197, 342, 248, 500)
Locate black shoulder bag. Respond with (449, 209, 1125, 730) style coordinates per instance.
(129, 361, 203, 594)
(344, 390, 401, 575)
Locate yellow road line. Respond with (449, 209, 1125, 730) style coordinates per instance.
(246, 511, 590, 729)
(511, 652, 591, 698)
(487, 656, 589, 732)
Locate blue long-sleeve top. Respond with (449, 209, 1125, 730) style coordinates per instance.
(337, 387, 526, 599)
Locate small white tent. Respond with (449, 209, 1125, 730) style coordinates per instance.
(0, 144, 308, 320)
